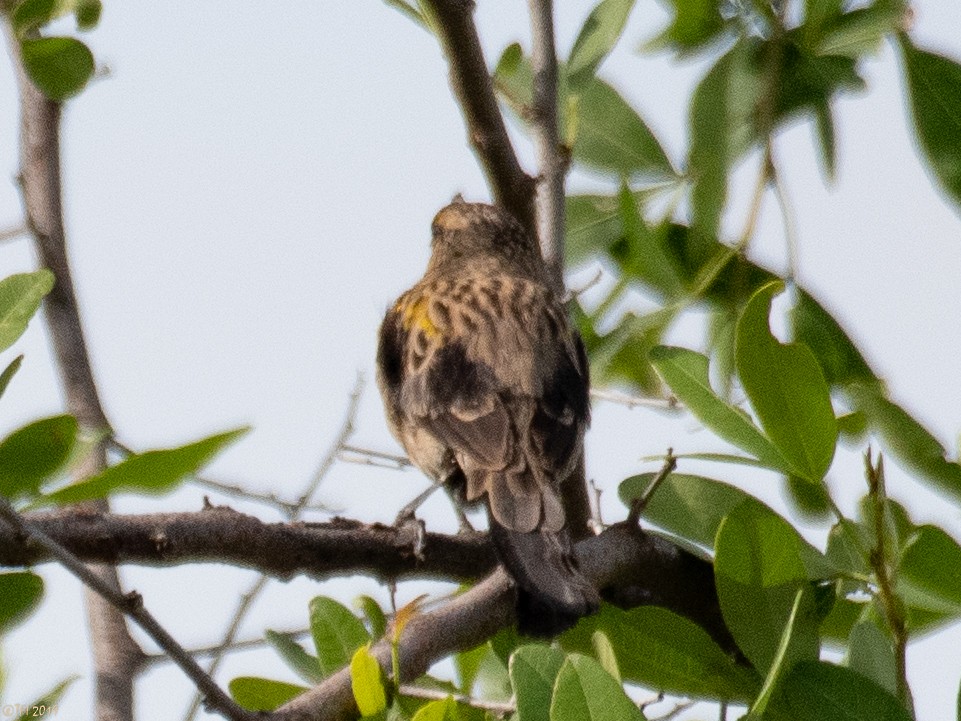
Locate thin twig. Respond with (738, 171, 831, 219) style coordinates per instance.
(865, 450, 911, 710)
(527, 0, 566, 293)
(589, 388, 680, 411)
(0, 498, 255, 721)
(183, 375, 365, 721)
(142, 628, 311, 668)
(649, 700, 695, 721)
(338, 444, 412, 470)
(627, 449, 676, 527)
(109, 439, 335, 516)
(770, 151, 799, 284)
(0, 223, 28, 244)
(397, 685, 515, 717)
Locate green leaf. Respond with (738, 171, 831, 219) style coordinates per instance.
(649, 0, 727, 54)
(265, 630, 322, 684)
(15, 676, 78, 721)
(590, 631, 620, 683)
(356, 595, 388, 640)
(567, 0, 636, 89)
(454, 643, 487, 696)
(648, 346, 788, 471)
(20, 37, 95, 102)
(549, 654, 646, 721)
(578, 304, 668, 396)
(0, 571, 44, 634)
(790, 290, 877, 386)
(494, 49, 674, 180)
(750, 589, 805, 716)
(352, 644, 388, 717)
(572, 80, 675, 179)
(309, 596, 370, 677)
(0, 415, 77, 501)
(0, 355, 24, 400)
(715, 502, 819, 674)
(784, 472, 832, 522)
(736, 281, 837, 482)
(11, 0, 58, 34)
(411, 697, 482, 721)
(900, 37, 961, 211)
(689, 42, 760, 238)
(561, 605, 758, 700)
(817, 5, 903, 57)
(0, 271, 54, 354)
(40, 428, 247, 506)
(846, 383, 961, 505)
(509, 645, 566, 721)
(898, 525, 961, 616)
(75, 0, 102, 30)
(615, 185, 685, 299)
(228, 677, 307, 712)
(382, 0, 429, 31)
(848, 621, 898, 696)
(781, 661, 913, 721)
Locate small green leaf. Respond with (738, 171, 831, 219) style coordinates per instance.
(0, 271, 54, 354)
(590, 631, 620, 684)
(351, 644, 388, 717)
(900, 37, 961, 211)
(228, 677, 307, 712)
(15, 676, 78, 721)
(356, 595, 388, 640)
(648, 346, 788, 472)
(549, 654, 646, 721)
(309, 596, 370, 677)
(382, 0, 429, 31)
(75, 0, 102, 30)
(615, 184, 685, 299)
(848, 621, 898, 696)
(454, 642, 487, 696)
(898, 525, 961, 617)
(11, 0, 58, 35)
(781, 661, 912, 721)
(561, 605, 758, 700)
(265, 630, 322, 684)
(0, 415, 77, 501)
(0, 571, 44, 634)
(750, 589, 805, 716)
(567, 0, 636, 89)
(847, 383, 961, 505)
(0, 355, 24, 399)
(715, 502, 819, 674)
(40, 428, 247, 506)
(736, 281, 837, 482)
(411, 697, 476, 721)
(20, 37, 95, 102)
(509, 645, 566, 721)
(649, 0, 727, 54)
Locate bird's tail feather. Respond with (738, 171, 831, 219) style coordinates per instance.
(488, 517, 600, 637)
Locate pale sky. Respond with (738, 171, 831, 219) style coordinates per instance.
(2, 3, 961, 720)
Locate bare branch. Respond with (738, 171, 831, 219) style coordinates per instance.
(626, 449, 677, 527)
(142, 628, 311, 668)
(338, 444, 412, 470)
(0, 508, 497, 581)
(421, 0, 536, 235)
(527, 0, 566, 293)
(3, 18, 141, 720)
(0, 499, 256, 721)
(590, 388, 681, 411)
(396, 685, 514, 716)
(0, 223, 28, 244)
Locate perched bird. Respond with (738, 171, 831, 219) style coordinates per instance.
(376, 200, 600, 636)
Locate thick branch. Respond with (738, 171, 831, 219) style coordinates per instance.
(527, 0, 566, 293)
(275, 523, 737, 721)
(423, 0, 536, 235)
(0, 508, 498, 581)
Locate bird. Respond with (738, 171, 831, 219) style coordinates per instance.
(376, 199, 600, 636)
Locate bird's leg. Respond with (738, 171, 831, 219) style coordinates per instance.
(393, 469, 475, 534)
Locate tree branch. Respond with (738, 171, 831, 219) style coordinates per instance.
(526, 0, 566, 293)
(422, 0, 536, 236)
(0, 508, 498, 581)
(274, 523, 738, 721)
(3, 18, 141, 721)
(0, 499, 256, 721)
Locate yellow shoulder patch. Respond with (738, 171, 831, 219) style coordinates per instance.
(398, 296, 441, 339)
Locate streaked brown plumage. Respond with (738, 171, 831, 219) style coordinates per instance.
(376, 200, 599, 636)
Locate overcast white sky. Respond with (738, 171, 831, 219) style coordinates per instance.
(2, 3, 961, 720)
